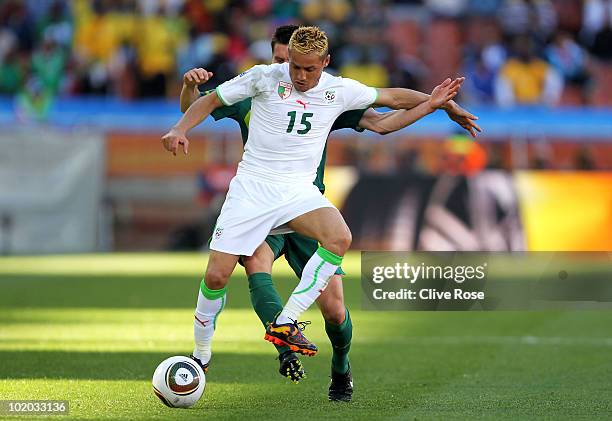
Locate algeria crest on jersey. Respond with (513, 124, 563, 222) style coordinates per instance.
(278, 81, 293, 99)
(324, 90, 336, 103)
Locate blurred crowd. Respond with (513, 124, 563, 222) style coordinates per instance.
(1, 0, 611, 107)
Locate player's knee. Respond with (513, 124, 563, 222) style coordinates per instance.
(326, 228, 352, 256)
(204, 267, 231, 290)
(343, 229, 352, 251)
(242, 254, 272, 275)
(323, 302, 346, 325)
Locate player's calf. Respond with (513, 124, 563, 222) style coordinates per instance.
(317, 275, 346, 325)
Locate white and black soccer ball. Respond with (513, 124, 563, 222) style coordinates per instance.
(152, 356, 205, 408)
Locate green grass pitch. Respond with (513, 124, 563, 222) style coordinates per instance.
(0, 252, 611, 420)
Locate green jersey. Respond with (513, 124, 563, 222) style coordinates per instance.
(203, 91, 367, 193)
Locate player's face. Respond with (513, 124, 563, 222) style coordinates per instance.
(288, 49, 330, 92)
(272, 43, 289, 64)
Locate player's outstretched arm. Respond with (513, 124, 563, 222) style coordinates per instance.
(162, 91, 222, 156)
(374, 78, 463, 110)
(358, 109, 424, 135)
(360, 79, 462, 135)
(373, 78, 482, 138)
(180, 68, 213, 113)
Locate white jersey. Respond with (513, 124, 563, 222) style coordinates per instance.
(215, 62, 377, 184)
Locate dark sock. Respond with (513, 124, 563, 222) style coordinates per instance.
(248, 272, 290, 355)
(325, 307, 352, 375)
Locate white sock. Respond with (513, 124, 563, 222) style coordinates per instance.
(277, 247, 343, 324)
(193, 281, 226, 365)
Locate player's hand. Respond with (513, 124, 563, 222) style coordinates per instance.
(183, 68, 213, 88)
(161, 128, 189, 156)
(429, 77, 463, 110)
(444, 100, 482, 138)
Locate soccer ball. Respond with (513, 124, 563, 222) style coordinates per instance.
(152, 356, 206, 408)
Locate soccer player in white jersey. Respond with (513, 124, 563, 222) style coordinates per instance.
(179, 26, 480, 400)
(161, 26, 464, 385)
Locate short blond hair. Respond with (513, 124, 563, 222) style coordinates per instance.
(288, 26, 329, 57)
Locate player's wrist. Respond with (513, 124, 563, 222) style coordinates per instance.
(441, 100, 456, 112)
(170, 125, 187, 136)
(427, 98, 441, 112)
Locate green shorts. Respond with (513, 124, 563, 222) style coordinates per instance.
(265, 233, 346, 279)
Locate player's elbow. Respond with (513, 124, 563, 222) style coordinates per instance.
(385, 94, 402, 110)
(391, 100, 402, 110)
(368, 121, 394, 135)
(362, 116, 392, 135)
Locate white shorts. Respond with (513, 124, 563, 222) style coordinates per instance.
(209, 174, 335, 256)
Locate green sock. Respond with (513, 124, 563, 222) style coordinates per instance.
(248, 273, 290, 355)
(325, 307, 352, 375)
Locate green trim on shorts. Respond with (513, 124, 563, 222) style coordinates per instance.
(264, 235, 286, 260)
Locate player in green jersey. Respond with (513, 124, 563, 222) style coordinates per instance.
(179, 25, 480, 401)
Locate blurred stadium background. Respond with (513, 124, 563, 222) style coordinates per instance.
(1, 2, 612, 419)
(0, 0, 611, 255)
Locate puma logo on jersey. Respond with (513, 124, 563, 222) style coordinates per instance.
(296, 100, 309, 109)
